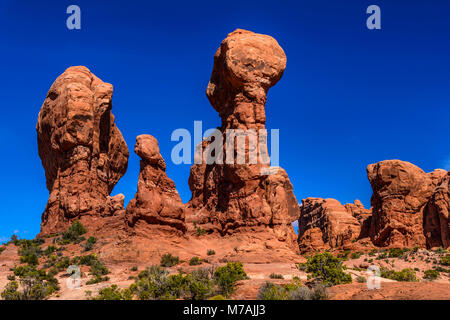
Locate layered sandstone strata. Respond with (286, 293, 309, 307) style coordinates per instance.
(297, 198, 369, 252)
(36, 66, 129, 235)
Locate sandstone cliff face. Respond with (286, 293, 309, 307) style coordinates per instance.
(37, 66, 129, 235)
(125, 135, 186, 234)
(367, 160, 446, 247)
(424, 171, 450, 248)
(297, 198, 369, 252)
(187, 29, 299, 247)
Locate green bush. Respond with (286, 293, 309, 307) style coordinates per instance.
(133, 265, 174, 300)
(2, 265, 60, 300)
(350, 252, 362, 259)
(160, 253, 180, 267)
(89, 284, 133, 300)
(356, 276, 366, 283)
(388, 248, 406, 258)
(214, 262, 247, 297)
(196, 227, 206, 236)
(258, 279, 327, 300)
(257, 282, 286, 300)
(439, 255, 450, 266)
(288, 284, 328, 300)
(43, 246, 57, 256)
(189, 257, 202, 266)
(58, 221, 87, 244)
(424, 269, 439, 281)
(84, 237, 97, 251)
(207, 249, 215, 256)
(209, 294, 226, 300)
(304, 252, 352, 286)
(131, 266, 138, 272)
(0, 246, 6, 255)
(184, 268, 215, 300)
(269, 273, 284, 279)
(380, 268, 418, 282)
(18, 240, 43, 266)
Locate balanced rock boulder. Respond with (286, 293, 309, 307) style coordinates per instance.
(187, 29, 299, 247)
(424, 171, 450, 248)
(126, 135, 186, 234)
(37, 66, 129, 235)
(297, 198, 367, 252)
(367, 160, 446, 247)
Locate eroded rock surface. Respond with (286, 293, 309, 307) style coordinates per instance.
(126, 135, 186, 234)
(297, 198, 366, 252)
(367, 160, 445, 247)
(37, 66, 129, 235)
(424, 171, 450, 248)
(187, 29, 299, 248)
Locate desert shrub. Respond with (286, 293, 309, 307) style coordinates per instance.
(89, 284, 133, 300)
(0, 246, 6, 255)
(207, 249, 215, 256)
(18, 240, 44, 266)
(3, 265, 59, 300)
(380, 268, 418, 282)
(305, 252, 352, 286)
(257, 282, 287, 300)
(214, 262, 247, 297)
(58, 221, 87, 244)
(337, 250, 351, 260)
(72, 253, 109, 284)
(1, 281, 20, 300)
(388, 248, 406, 258)
(296, 263, 307, 271)
(424, 269, 439, 281)
(189, 257, 202, 266)
(350, 252, 362, 259)
(184, 268, 215, 300)
(43, 246, 57, 256)
(288, 284, 328, 300)
(132, 265, 176, 300)
(160, 253, 180, 267)
(9, 234, 19, 245)
(86, 276, 110, 285)
(433, 247, 446, 254)
(7, 275, 15, 281)
(269, 273, 284, 279)
(84, 237, 97, 251)
(439, 255, 450, 266)
(131, 266, 138, 271)
(356, 276, 366, 283)
(209, 294, 226, 300)
(196, 227, 206, 236)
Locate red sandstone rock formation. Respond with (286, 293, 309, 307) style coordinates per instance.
(126, 135, 186, 234)
(297, 198, 368, 252)
(187, 29, 299, 248)
(367, 160, 446, 247)
(36, 66, 129, 235)
(424, 171, 450, 248)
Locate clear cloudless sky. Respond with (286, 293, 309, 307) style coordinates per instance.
(1, 0, 449, 242)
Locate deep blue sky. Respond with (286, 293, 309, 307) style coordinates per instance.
(1, 0, 449, 242)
